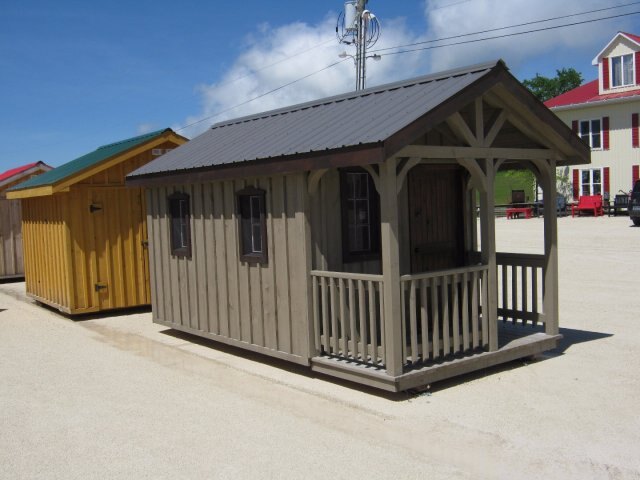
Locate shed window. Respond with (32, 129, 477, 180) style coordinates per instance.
(340, 169, 380, 262)
(168, 192, 191, 257)
(611, 54, 634, 87)
(237, 187, 267, 264)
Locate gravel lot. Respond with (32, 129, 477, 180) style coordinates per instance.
(1, 216, 639, 479)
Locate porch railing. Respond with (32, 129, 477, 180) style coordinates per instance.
(400, 265, 489, 366)
(496, 252, 545, 327)
(311, 270, 385, 368)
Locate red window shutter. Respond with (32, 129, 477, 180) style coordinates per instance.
(603, 167, 610, 196)
(572, 120, 578, 133)
(633, 113, 639, 148)
(603, 116, 610, 150)
(603, 57, 610, 90)
(572, 169, 580, 200)
(636, 52, 640, 85)
(633, 165, 640, 184)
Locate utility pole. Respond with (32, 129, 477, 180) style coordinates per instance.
(336, 0, 381, 91)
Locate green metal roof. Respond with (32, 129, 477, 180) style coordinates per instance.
(10, 128, 173, 192)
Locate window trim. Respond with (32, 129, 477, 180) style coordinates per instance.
(168, 192, 192, 258)
(580, 168, 604, 197)
(610, 53, 635, 88)
(339, 168, 381, 263)
(578, 118, 603, 150)
(236, 186, 268, 264)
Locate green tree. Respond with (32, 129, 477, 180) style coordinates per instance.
(522, 68, 583, 102)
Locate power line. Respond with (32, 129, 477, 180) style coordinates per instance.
(379, 10, 640, 57)
(373, 1, 640, 54)
(177, 6, 640, 132)
(177, 58, 350, 132)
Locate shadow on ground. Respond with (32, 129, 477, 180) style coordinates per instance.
(160, 324, 613, 401)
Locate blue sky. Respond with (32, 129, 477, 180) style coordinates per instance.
(1, 0, 639, 171)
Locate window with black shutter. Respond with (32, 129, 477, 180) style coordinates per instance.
(237, 187, 267, 264)
(168, 192, 191, 257)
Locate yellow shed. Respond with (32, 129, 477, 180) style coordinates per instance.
(7, 129, 187, 314)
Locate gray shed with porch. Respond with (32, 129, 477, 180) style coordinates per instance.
(127, 60, 589, 392)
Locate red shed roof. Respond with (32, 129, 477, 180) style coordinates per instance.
(0, 162, 42, 182)
(545, 79, 640, 108)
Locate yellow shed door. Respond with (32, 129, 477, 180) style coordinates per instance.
(90, 187, 150, 311)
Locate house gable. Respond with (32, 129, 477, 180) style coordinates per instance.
(592, 32, 640, 95)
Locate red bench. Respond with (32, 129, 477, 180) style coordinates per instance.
(571, 195, 604, 217)
(506, 206, 533, 219)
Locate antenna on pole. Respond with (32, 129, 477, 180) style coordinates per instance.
(336, 0, 381, 91)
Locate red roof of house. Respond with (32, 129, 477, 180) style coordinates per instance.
(545, 79, 640, 108)
(0, 161, 49, 183)
(622, 31, 640, 45)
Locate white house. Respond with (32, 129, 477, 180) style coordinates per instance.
(546, 32, 640, 200)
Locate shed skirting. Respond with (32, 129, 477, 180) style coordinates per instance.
(154, 319, 310, 367)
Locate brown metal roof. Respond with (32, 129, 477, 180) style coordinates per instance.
(129, 61, 500, 178)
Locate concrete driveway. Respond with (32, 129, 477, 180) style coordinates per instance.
(1, 216, 639, 479)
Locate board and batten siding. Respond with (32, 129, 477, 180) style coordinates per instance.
(22, 195, 73, 310)
(0, 198, 24, 278)
(146, 173, 312, 365)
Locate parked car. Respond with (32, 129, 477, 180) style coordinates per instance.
(630, 180, 640, 226)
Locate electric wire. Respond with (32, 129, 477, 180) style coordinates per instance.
(371, 1, 640, 54)
(177, 6, 640, 132)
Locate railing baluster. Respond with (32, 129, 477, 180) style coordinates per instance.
(368, 280, 377, 365)
(532, 267, 538, 326)
(312, 275, 320, 351)
(379, 282, 386, 366)
(420, 279, 429, 362)
(320, 276, 329, 353)
(401, 279, 407, 363)
(409, 279, 418, 364)
(358, 279, 367, 362)
(511, 265, 518, 325)
(338, 278, 349, 357)
(461, 272, 469, 351)
(430, 276, 440, 359)
(481, 268, 489, 347)
(348, 278, 357, 360)
(522, 265, 528, 326)
(471, 270, 479, 348)
(442, 274, 450, 356)
(452, 273, 460, 354)
(501, 264, 508, 322)
(330, 278, 337, 354)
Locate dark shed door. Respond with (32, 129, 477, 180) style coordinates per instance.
(408, 164, 465, 273)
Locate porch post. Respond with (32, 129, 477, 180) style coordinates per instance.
(380, 157, 403, 376)
(478, 158, 499, 352)
(542, 160, 559, 335)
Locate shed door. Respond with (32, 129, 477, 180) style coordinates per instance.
(90, 188, 150, 310)
(408, 164, 465, 273)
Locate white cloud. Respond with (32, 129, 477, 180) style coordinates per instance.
(423, 0, 637, 73)
(180, 14, 425, 138)
(180, 1, 639, 138)
(136, 123, 156, 135)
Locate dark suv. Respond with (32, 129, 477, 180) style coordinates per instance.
(631, 180, 640, 226)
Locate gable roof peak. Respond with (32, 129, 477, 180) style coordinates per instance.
(592, 31, 640, 65)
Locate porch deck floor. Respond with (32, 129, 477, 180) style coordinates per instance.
(311, 322, 560, 392)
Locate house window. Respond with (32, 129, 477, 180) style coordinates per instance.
(168, 192, 191, 257)
(237, 187, 267, 264)
(580, 168, 603, 196)
(340, 169, 380, 262)
(611, 54, 634, 87)
(579, 119, 602, 149)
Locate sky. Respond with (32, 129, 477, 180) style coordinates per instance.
(1, 0, 640, 171)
